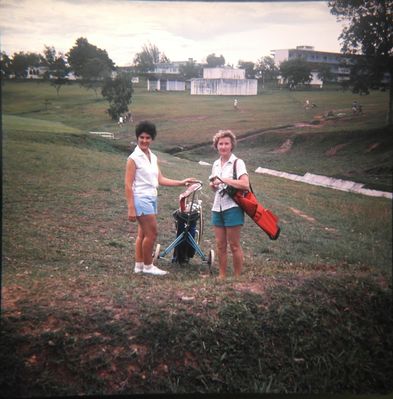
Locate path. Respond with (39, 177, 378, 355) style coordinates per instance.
(255, 167, 392, 199)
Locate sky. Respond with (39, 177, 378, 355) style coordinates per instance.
(0, 0, 346, 67)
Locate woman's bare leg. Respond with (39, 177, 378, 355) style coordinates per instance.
(214, 226, 228, 279)
(227, 226, 243, 277)
(135, 224, 144, 263)
(136, 214, 158, 265)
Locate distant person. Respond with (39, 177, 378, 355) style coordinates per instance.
(209, 130, 249, 279)
(126, 111, 133, 123)
(125, 121, 197, 275)
(118, 115, 124, 127)
(304, 99, 310, 109)
(233, 98, 238, 110)
(352, 102, 362, 114)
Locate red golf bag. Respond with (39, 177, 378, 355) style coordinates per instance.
(224, 159, 281, 240)
(232, 189, 280, 240)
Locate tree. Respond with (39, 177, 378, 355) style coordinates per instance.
(133, 43, 169, 74)
(43, 46, 56, 67)
(255, 56, 279, 89)
(179, 59, 202, 79)
(101, 73, 133, 120)
(67, 37, 115, 93)
(238, 61, 256, 78)
(0, 52, 12, 79)
(206, 53, 225, 67)
(329, 0, 393, 124)
(43, 46, 70, 95)
(317, 63, 334, 84)
(279, 58, 312, 89)
(160, 53, 170, 63)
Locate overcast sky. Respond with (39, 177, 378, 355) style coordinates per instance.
(0, 0, 346, 66)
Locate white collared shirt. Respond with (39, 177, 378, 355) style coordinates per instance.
(128, 145, 159, 197)
(211, 153, 247, 212)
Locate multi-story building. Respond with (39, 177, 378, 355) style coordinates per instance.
(145, 59, 196, 92)
(271, 45, 351, 83)
(151, 60, 193, 74)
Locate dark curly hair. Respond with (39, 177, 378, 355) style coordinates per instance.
(135, 120, 157, 140)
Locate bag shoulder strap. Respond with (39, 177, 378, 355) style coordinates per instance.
(233, 158, 253, 193)
(233, 158, 238, 180)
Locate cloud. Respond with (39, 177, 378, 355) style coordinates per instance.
(0, 0, 344, 65)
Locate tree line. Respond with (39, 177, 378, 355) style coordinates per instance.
(0, 39, 333, 87)
(0, 37, 343, 118)
(0, 39, 280, 84)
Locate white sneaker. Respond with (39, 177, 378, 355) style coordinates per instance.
(134, 264, 143, 273)
(143, 265, 168, 275)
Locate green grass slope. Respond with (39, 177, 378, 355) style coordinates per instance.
(182, 125, 393, 192)
(3, 114, 82, 134)
(1, 81, 392, 395)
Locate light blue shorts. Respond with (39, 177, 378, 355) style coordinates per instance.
(134, 195, 158, 216)
(211, 206, 244, 227)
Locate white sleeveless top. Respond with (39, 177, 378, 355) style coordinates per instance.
(128, 145, 159, 197)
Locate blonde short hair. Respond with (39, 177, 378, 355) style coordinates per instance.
(212, 130, 237, 150)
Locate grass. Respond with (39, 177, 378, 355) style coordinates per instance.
(1, 81, 392, 396)
(2, 80, 390, 146)
(181, 124, 393, 192)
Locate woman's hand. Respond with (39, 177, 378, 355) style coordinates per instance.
(182, 177, 198, 186)
(209, 181, 219, 191)
(209, 176, 221, 191)
(128, 208, 137, 222)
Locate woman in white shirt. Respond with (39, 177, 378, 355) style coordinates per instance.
(209, 130, 250, 279)
(125, 121, 196, 275)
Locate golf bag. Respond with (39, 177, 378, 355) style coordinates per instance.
(227, 159, 281, 240)
(172, 209, 199, 263)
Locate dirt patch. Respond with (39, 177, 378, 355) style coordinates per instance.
(325, 143, 349, 157)
(272, 138, 294, 154)
(365, 142, 380, 153)
(233, 280, 270, 295)
(294, 122, 323, 128)
(1, 285, 28, 315)
(289, 207, 316, 223)
(169, 115, 209, 123)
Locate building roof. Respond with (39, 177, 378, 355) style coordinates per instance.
(271, 46, 343, 58)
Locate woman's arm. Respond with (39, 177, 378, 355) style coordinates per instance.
(158, 168, 196, 187)
(214, 173, 250, 191)
(125, 158, 137, 222)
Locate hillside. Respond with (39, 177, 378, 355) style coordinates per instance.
(180, 124, 393, 192)
(1, 81, 392, 396)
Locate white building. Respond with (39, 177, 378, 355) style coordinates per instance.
(191, 67, 257, 95)
(203, 68, 245, 80)
(145, 60, 194, 91)
(147, 78, 185, 91)
(271, 45, 351, 83)
(26, 66, 49, 79)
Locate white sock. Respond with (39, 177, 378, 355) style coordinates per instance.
(135, 261, 143, 268)
(143, 264, 153, 270)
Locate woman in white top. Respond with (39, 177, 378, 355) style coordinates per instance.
(125, 121, 196, 275)
(209, 130, 250, 279)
